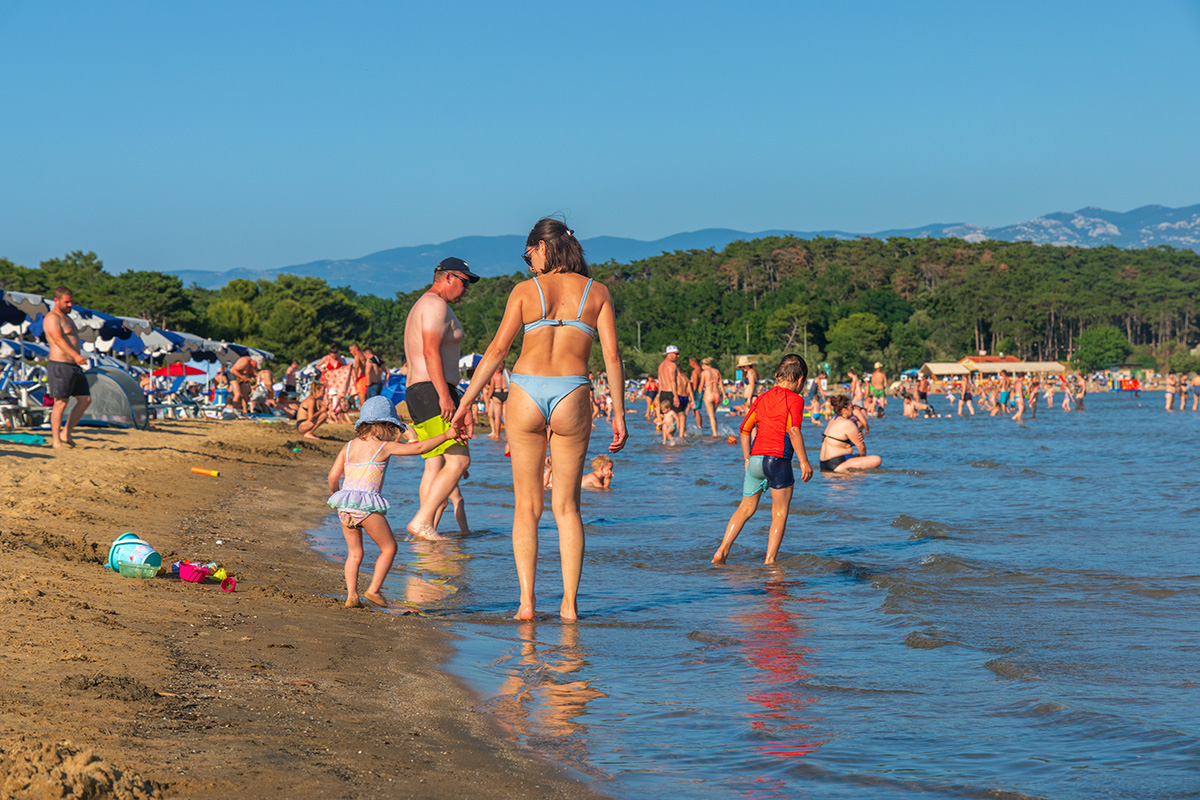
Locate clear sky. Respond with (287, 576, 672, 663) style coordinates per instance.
(2, 1, 1198, 274)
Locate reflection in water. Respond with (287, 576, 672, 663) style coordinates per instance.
(488, 622, 608, 777)
(401, 536, 466, 608)
(730, 573, 827, 798)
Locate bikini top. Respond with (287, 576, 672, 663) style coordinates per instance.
(523, 276, 596, 338)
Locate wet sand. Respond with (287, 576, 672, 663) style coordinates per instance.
(0, 419, 602, 799)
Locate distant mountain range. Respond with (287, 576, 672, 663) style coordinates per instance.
(172, 204, 1200, 296)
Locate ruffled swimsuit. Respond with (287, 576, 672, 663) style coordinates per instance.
(327, 442, 390, 528)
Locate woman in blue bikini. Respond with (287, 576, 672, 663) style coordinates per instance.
(452, 218, 628, 621)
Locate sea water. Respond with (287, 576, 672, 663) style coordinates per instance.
(308, 393, 1200, 799)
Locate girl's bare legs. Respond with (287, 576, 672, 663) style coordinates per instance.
(505, 388, 551, 620)
(342, 524, 365, 607)
(705, 397, 719, 436)
(764, 485, 794, 565)
(358, 514, 398, 607)
(713, 493, 761, 564)
(546, 388, 593, 621)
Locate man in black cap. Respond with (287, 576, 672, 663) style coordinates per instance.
(402, 257, 480, 539)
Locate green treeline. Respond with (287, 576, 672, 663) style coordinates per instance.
(3, 236, 1198, 375)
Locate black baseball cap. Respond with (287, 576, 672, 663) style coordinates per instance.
(436, 257, 481, 283)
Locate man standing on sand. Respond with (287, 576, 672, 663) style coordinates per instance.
(43, 287, 91, 448)
(228, 352, 260, 415)
(403, 257, 479, 540)
(362, 348, 384, 399)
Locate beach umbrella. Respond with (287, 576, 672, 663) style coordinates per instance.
(0, 338, 51, 359)
(0, 290, 48, 320)
(152, 363, 205, 377)
(459, 353, 483, 370)
(118, 316, 153, 335)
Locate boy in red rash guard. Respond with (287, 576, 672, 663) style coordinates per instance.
(712, 354, 814, 565)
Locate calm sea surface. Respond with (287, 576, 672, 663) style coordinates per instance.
(308, 392, 1200, 799)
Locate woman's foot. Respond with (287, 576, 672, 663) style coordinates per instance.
(345, 596, 362, 608)
(560, 599, 578, 622)
(363, 591, 389, 608)
(514, 595, 536, 621)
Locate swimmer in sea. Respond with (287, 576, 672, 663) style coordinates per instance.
(958, 376, 976, 416)
(819, 395, 882, 474)
(712, 354, 813, 566)
(1164, 371, 1178, 411)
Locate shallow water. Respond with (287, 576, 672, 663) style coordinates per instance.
(308, 394, 1200, 799)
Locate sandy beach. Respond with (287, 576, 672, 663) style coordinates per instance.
(0, 419, 602, 799)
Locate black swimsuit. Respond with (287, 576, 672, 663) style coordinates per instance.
(820, 433, 856, 472)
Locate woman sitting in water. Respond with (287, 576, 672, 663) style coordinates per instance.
(451, 218, 627, 621)
(819, 395, 882, 473)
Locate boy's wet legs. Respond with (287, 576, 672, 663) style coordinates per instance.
(713, 492, 761, 564)
(764, 485, 795, 565)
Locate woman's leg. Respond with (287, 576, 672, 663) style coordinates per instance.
(359, 514, 398, 606)
(705, 396, 719, 436)
(836, 454, 882, 472)
(506, 384, 551, 620)
(547, 385, 594, 621)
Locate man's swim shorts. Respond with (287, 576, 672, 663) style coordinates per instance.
(742, 455, 795, 496)
(406, 380, 461, 459)
(48, 360, 90, 400)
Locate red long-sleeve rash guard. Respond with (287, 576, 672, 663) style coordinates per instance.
(740, 387, 805, 460)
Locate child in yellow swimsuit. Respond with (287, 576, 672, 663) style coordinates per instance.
(327, 396, 465, 608)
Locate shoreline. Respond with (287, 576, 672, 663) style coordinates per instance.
(0, 420, 604, 799)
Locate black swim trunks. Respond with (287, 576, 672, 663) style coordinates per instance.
(47, 360, 90, 399)
(406, 380, 461, 424)
(493, 390, 509, 402)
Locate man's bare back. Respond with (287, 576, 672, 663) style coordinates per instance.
(404, 291, 464, 387)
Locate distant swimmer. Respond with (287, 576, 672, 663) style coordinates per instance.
(819, 395, 882, 473)
(958, 376, 976, 416)
(581, 454, 615, 490)
(869, 362, 888, 416)
(1192, 372, 1200, 411)
(699, 357, 726, 436)
(712, 354, 813, 566)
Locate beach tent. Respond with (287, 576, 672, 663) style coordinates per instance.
(64, 366, 149, 430)
(966, 360, 1066, 375)
(919, 362, 971, 377)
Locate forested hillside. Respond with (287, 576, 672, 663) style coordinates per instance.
(4, 236, 1197, 376)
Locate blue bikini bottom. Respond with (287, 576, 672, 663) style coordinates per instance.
(509, 374, 592, 422)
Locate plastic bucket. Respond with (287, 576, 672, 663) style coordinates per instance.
(106, 533, 162, 572)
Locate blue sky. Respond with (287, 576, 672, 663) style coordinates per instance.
(2, 1, 1198, 274)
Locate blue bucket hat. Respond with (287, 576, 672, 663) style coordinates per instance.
(356, 396, 404, 429)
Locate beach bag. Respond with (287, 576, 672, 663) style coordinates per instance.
(106, 532, 162, 572)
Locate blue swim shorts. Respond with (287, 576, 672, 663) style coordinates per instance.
(742, 455, 795, 496)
